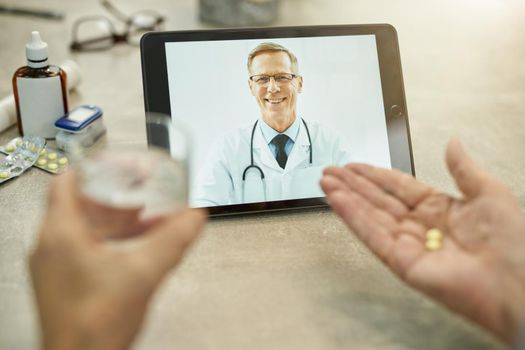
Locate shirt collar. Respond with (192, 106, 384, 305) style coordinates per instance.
(258, 117, 301, 145)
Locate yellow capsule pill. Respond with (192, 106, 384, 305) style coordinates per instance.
(47, 163, 58, 170)
(5, 144, 15, 152)
(37, 158, 48, 166)
(15, 138, 22, 145)
(40, 149, 47, 156)
(58, 157, 68, 166)
(0, 171, 9, 179)
(48, 153, 57, 160)
(425, 239, 442, 251)
(426, 228, 443, 241)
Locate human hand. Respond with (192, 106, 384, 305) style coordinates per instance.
(29, 170, 207, 350)
(320, 139, 525, 344)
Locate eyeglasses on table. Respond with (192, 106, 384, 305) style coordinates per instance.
(70, 0, 164, 51)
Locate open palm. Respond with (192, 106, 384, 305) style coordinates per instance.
(320, 139, 525, 344)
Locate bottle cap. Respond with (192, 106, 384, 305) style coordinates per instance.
(26, 31, 49, 68)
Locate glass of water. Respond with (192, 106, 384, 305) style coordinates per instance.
(77, 113, 190, 233)
(79, 146, 187, 217)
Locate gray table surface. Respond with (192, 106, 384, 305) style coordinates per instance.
(1, 0, 524, 349)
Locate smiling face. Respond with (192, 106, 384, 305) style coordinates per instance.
(248, 51, 303, 132)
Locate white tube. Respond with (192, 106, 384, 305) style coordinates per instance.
(0, 60, 82, 133)
(60, 60, 82, 91)
(0, 95, 16, 132)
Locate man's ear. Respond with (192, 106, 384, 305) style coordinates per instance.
(248, 79, 256, 96)
(297, 76, 304, 94)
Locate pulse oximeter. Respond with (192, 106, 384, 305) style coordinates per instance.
(54, 105, 106, 152)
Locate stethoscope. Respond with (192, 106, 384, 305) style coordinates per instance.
(241, 118, 312, 202)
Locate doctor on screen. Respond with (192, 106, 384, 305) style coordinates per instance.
(193, 42, 350, 207)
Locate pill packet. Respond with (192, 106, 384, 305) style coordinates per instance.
(0, 137, 23, 154)
(0, 137, 71, 175)
(35, 145, 70, 174)
(0, 136, 46, 184)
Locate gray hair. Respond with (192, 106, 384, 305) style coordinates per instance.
(247, 42, 299, 74)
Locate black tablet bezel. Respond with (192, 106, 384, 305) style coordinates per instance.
(140, 24, 414, 217)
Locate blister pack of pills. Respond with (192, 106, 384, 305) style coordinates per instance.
(0, 137, 71, 176)
(0, 136, 45, 184)
(34, 146, 70, 174)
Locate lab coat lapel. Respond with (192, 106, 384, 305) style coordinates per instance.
(253, 125, 283, 171)
(285, 121, 311, 172)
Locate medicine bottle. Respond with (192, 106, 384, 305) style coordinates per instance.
(12, 31, 68, 139)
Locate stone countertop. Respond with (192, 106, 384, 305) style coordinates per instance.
(1, 1, 524, 349)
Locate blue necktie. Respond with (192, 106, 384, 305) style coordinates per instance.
(272, 134, 289, 169)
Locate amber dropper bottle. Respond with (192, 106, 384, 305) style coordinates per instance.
(12, 31, 68, 138)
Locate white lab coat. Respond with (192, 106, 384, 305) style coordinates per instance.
(192, 120, 350, 207)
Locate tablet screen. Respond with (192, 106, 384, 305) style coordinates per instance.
(141, 25, 413, 215)
(164, 35, 390, 207)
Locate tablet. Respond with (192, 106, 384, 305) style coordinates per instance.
(140, 24, 413, 216)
